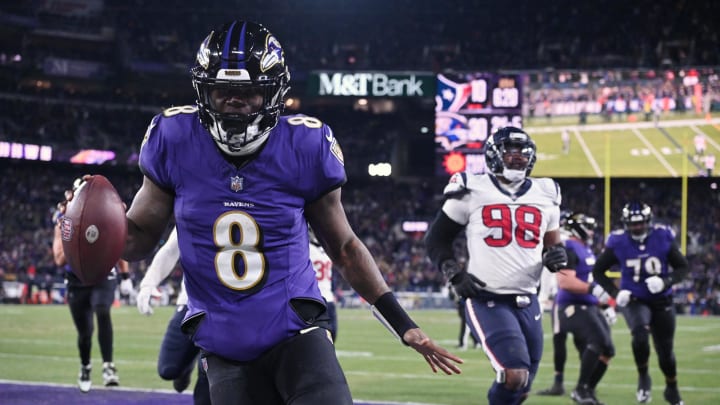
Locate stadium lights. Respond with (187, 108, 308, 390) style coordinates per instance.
(285, 97, 300, 110)
(368, 162, 392, 176)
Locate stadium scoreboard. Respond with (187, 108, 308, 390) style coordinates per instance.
(435, 72, 523, 176)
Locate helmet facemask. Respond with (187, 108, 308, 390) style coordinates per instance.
(566, 214, 597, 243)
(193, 75, 288, 156)
(622, 202, 652, 241)
(484, 127, 536, 183)
(500, 141, 535, 182)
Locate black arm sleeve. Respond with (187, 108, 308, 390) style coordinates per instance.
(424, 210, 464, 268)
(591, 248, 620, 296)
(565, 248, 579, 270)
(666, 241, 689, 285)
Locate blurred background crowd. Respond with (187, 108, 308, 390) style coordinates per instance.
(1, 0, 719, 314)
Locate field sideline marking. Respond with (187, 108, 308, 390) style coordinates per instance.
(5, 372, 720, 395)
(0, 352, 156, 366)
(0, 379, 441, 405)
(572, 129, 602, 176)
(632, 128, 678, 176)
(0, 378, 185, 394)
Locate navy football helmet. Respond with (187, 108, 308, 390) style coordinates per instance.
(564, 212, 597, 243)
(191, 20, 290, 156)
(621, 201, 652, 241)
(483, 126, 537, 182)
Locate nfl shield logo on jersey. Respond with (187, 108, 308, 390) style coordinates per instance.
(230, 176, 244, 192)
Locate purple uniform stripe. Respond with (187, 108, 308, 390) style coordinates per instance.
(221, 21, 247, 70)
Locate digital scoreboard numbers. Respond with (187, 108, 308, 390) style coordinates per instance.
(434, 72, 523, 175)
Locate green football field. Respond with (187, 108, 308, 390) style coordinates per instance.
(524, 113, 720, 178)
(1, 305, 719, 404)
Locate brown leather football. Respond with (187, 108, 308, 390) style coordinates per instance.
(61, 175, 127, 285)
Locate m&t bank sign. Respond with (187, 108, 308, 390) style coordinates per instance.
(308, 72, 434, 97)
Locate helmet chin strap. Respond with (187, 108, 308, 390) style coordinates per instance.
(494, 169, 526, 194)
(630, 231, 647, 242)
(214, 115, 267, 156)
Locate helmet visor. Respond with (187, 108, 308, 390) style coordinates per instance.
(501, 142, 533, 170)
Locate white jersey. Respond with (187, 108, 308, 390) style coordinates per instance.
(177, 279, 188, 306)
(694, 134, 706, 153)
(310, 242, 334, 303)
(442, 173, 561, 295)
(140, 227, 187, 305)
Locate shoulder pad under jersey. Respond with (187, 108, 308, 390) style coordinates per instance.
(532, 177, 562, 205)
(443, 172, 469, 196)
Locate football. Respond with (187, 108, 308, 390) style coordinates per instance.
(60, 175, 127, 285)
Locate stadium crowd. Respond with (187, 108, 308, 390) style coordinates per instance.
(1, 1, 719, 315)
(2, 0, 718, 74)
(1, 159, 719, 316)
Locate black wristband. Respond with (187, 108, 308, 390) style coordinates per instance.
(373, 292, 418, 345)
(120, 272, 130, 280)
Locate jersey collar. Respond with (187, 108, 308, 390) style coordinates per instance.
(489, 175, 532, 200)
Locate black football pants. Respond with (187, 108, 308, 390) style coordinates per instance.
(202, 326, 352, 405)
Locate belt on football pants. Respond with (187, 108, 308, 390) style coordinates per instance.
(473, 292, 533, 308)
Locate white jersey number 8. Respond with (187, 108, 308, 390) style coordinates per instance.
(213, 211, 266, 290)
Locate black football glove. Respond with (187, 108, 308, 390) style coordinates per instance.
(441, 260, 486, 298)
(542, 244, 568, 273)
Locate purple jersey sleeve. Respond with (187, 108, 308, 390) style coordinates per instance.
(139, 114, 171, 190)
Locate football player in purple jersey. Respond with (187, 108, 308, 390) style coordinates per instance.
(52, 202, 128, 393)
(592, 202, 688, 405)
(537, 212, 615, 405)
(425, 126, 568, 405)
(64, 20, 461, 405)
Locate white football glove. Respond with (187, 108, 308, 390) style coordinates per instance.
(119, 278, 134, 296)
(589, 283, 610, 305)
(645, 276, 666, 294)
(615, 289, 632, 307)
(602, 306, 617, 325)
(136, 285, 155, 316)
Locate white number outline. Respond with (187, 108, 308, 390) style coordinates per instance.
(626, 256, 662, 282)
(163, 105, 198, 117)
(287, 116, 323, 128)
(214, 211, 266, 291)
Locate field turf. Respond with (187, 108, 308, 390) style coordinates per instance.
(2, 305, 719, 404)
